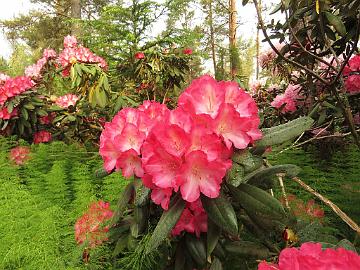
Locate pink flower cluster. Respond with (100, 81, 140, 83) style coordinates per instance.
(271, 84, 302, 113)
(55, 94, 79, 108)
(9, 146, 31, 165)
(100, 75, 261, 212)
(58, 35, 107, 74)
(25, 49, 57, 79)
(0, 76, 34, 106)
(172, 199, 207, 237)
(258, 242, 360, 270)
(33, 130, 52, 144)
(75, 201, 113, 248)
(343, 54, 360, 94)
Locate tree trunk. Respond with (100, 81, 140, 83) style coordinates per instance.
(229, 0, 238, 78)
(256, 0, 261, 80)
(71, 0, 82, 37)
(208, 0, 217, 76)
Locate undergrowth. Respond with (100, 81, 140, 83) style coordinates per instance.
(0, 137, 126, 270)
(268, 141, 360, 241)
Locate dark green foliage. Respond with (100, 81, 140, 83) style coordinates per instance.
(0, 138, 126, 269)
(268, 142, 360, 241)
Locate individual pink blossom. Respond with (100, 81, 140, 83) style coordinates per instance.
(9, 146, 31, 165)
(134, 52, 145, 59)
(33, 130, 52, 144)
(0, 107, 18, 120)
(75, 201, 113, 249)
(64, 35, 78, 48)
(42, 48, 57, 59)
(258, 242, 360, 270)
(183, 48, 193, 55)
(178, 150, 227, 202)
(55, 94, 79, 108)
(0, 73, 10, 83)
(172, 199, 207, 237)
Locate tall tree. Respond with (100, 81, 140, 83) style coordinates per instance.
(71, 0, 82, 36)
(229, 0, 239, 78)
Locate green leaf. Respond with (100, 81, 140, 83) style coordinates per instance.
(325, 12, 346, 36)
(113, 234, 129, 257)
(66, 115, 76, 122)
(224, 241, 271, 258)
(48, 105, 64, 111)
(243, 164, 301, 183)
(23, 103, 35, 110)
(134, 179, 150, 206)
(21, 107, 28, 121)
(185, 235, 207, 267)
(36, 109, 48, 117)
(207, 219, 221, 258)
(201, 193, 238, 235)
(257, 116, 314, 147)
(335, 239, 357, 252)
(210, 257, 223, 270)
(146, 194, 185, 253)
(111, 182, 134, 225)
(52, 115, 66, 124)
(103, 75, 110, 91)
(74, 63, 83, 76)
(226, 163, 245, 187)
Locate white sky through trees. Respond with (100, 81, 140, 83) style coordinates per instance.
(0, 0, 280, 76)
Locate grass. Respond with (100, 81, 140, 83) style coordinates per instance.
(0, 137, 127, 270)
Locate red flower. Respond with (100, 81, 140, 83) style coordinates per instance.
(10, 146, 31, 165)
(134, 52, 145, 59)
(75, 201, 113, 249)
(172, 199, 207, 237)
(33, 131, 52, 144)
(183, 48, 193, 55)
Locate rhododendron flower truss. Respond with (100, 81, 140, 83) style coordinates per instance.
(55, 94, 79, 108)
(258, 242, 360, 270)
(10, 146, 31, 165)
(99, 75, 262, 236)
(75, 201, 113, 249)
(33, 130, 52, 144)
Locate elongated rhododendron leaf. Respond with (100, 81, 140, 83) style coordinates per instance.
(111, 182, 134, 225)
(224, 240, 271, 258)
(146, 195, 185, 253)
(201, 193, 238, 235)
(207, 219, 221, 258)
(257, 116, 314, 147)
(243, 164, 301, 183)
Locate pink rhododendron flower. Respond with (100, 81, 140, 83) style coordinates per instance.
(271, 84, 302, 113)
(58, 36, 107, 74)
(134, 52, 145, 59)
(343, 55, 360, 94)
(0, 107, 18, 120)
(0, 73, 10, 83)
(183, 48, 193, 55)
(64, 35, 78, 48)
(33, 130, 52, 144)
(99, 75, 262, 235)
(42, 48, 57, 59)
(55, 94, 79, 108)
(172, 199, 207, 237)
(75, 201, 113, 249)
(9, 146, 31, 165)
(25, 48, 57, 79)
(0, 76, 34, 106)
(258, 242, 360, 270)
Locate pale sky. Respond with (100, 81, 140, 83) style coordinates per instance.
(0, 0, 280, 62)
